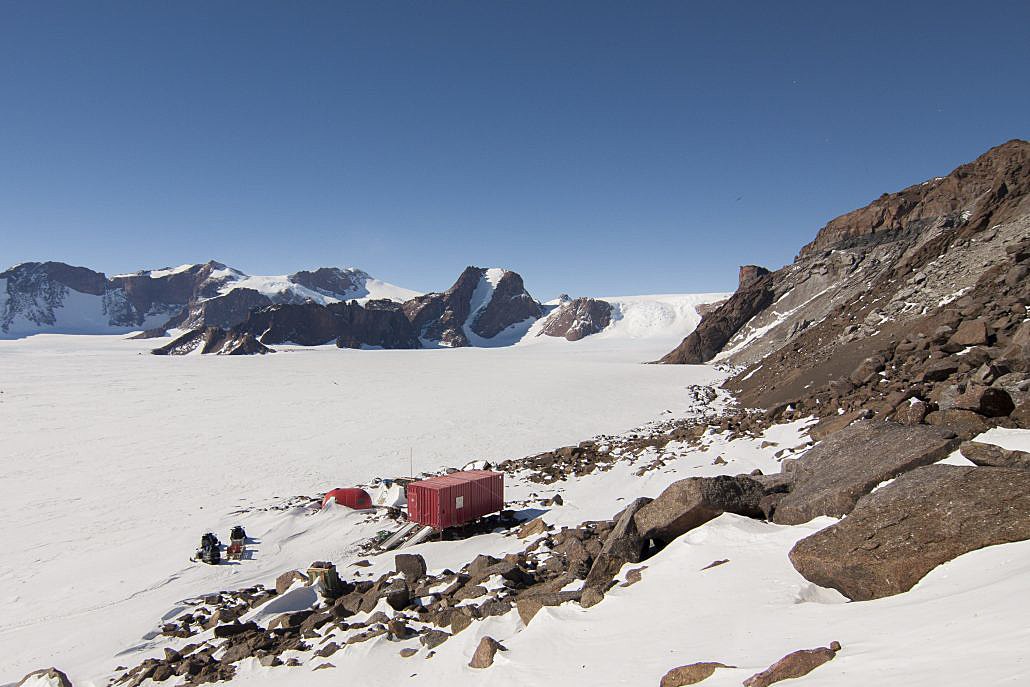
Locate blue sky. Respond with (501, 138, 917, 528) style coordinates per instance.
(1, 2, 1028, 299)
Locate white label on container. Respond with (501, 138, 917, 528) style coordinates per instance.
(456, 496, 464, 509)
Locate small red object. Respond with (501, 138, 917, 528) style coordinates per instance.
(406, 471, 504, 530)
(322, 488, 374, 510)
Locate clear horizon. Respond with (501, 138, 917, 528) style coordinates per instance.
(1, 2, 1028, 300)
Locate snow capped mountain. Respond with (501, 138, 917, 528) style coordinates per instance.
(0, 261, 421, 338)
(527, 293, 730, 346)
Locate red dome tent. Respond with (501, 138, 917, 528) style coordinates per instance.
(322, 488, 373, 510)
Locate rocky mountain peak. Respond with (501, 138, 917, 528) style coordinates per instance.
(402, 266, 543, 347)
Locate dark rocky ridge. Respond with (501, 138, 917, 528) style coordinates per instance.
(659, 139, 1030, 437)
(1, 261, 404, 337)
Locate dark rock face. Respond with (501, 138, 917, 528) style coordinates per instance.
(470, 270, 543, 338)
(287, 268, 366, 299)
(738, 264, 771, 289)
(789, 465, 1030, 600)
(658, 269, 774, 364)
(798, 139, 1030, 258)
(539, 297, 613, 341)
(772, 421, 958, 525)
(252, 301, 418, 348)
(111, 261, 237, 325)
(633, 475, 766, 545)
(402, 266, 542, 347)
(1, 261, 111, 333)
(155, 299, 422, 354)
(176, 288, 273, 330)
(583, 497, 650, 591)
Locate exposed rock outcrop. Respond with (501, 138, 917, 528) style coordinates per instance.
(152, 326, 273, 356)
(789, 465, 1030, 600)
(403, 266, 542, 346)
(771, 421, 959, 525)
(539, 297, 613, 341)
(658, 266, 774, 364)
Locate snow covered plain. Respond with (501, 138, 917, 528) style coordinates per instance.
(0, 307, 719, 683)
(2, 303, 1029, 686)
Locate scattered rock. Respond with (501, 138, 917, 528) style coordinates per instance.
(659, 662, 732, 686)
(743, 644, 840, 687)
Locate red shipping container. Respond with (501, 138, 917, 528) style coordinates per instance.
(406, 470, 504, 530)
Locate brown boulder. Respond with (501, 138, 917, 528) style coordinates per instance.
(789, 466, 1030, 600)
(772, 421, 958, 525)
(743, 643, 840, 687)
(469, 636, 505, 669)
(659, 662, 731, 686)
(924, 408, 991, 439)
(583, 497, 651, 590)
(960, 441, 1030, 470)
(634, 477, 765, 544)
(395, 553, 427, 583)
(274, 570, 308, 595)
(517, 517, 549, 539)
(949, 319, 989, 347)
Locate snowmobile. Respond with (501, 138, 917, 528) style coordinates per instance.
(195, 532, 221, 565)
(227, 525, 247, 560)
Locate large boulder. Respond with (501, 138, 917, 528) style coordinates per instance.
(634, 476, 765, 545)
(960, 440, 1030, 469)
(772, 421, 959, 525)
(789, 465, 1030, 600)
(469, 636, 505, 669)
(395, 553, 427, 584)
(583, 497, 651, 591)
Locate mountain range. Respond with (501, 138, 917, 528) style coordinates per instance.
(0, 259, 710, 353)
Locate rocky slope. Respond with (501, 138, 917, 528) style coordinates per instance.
(661, 139, 1030, 435)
